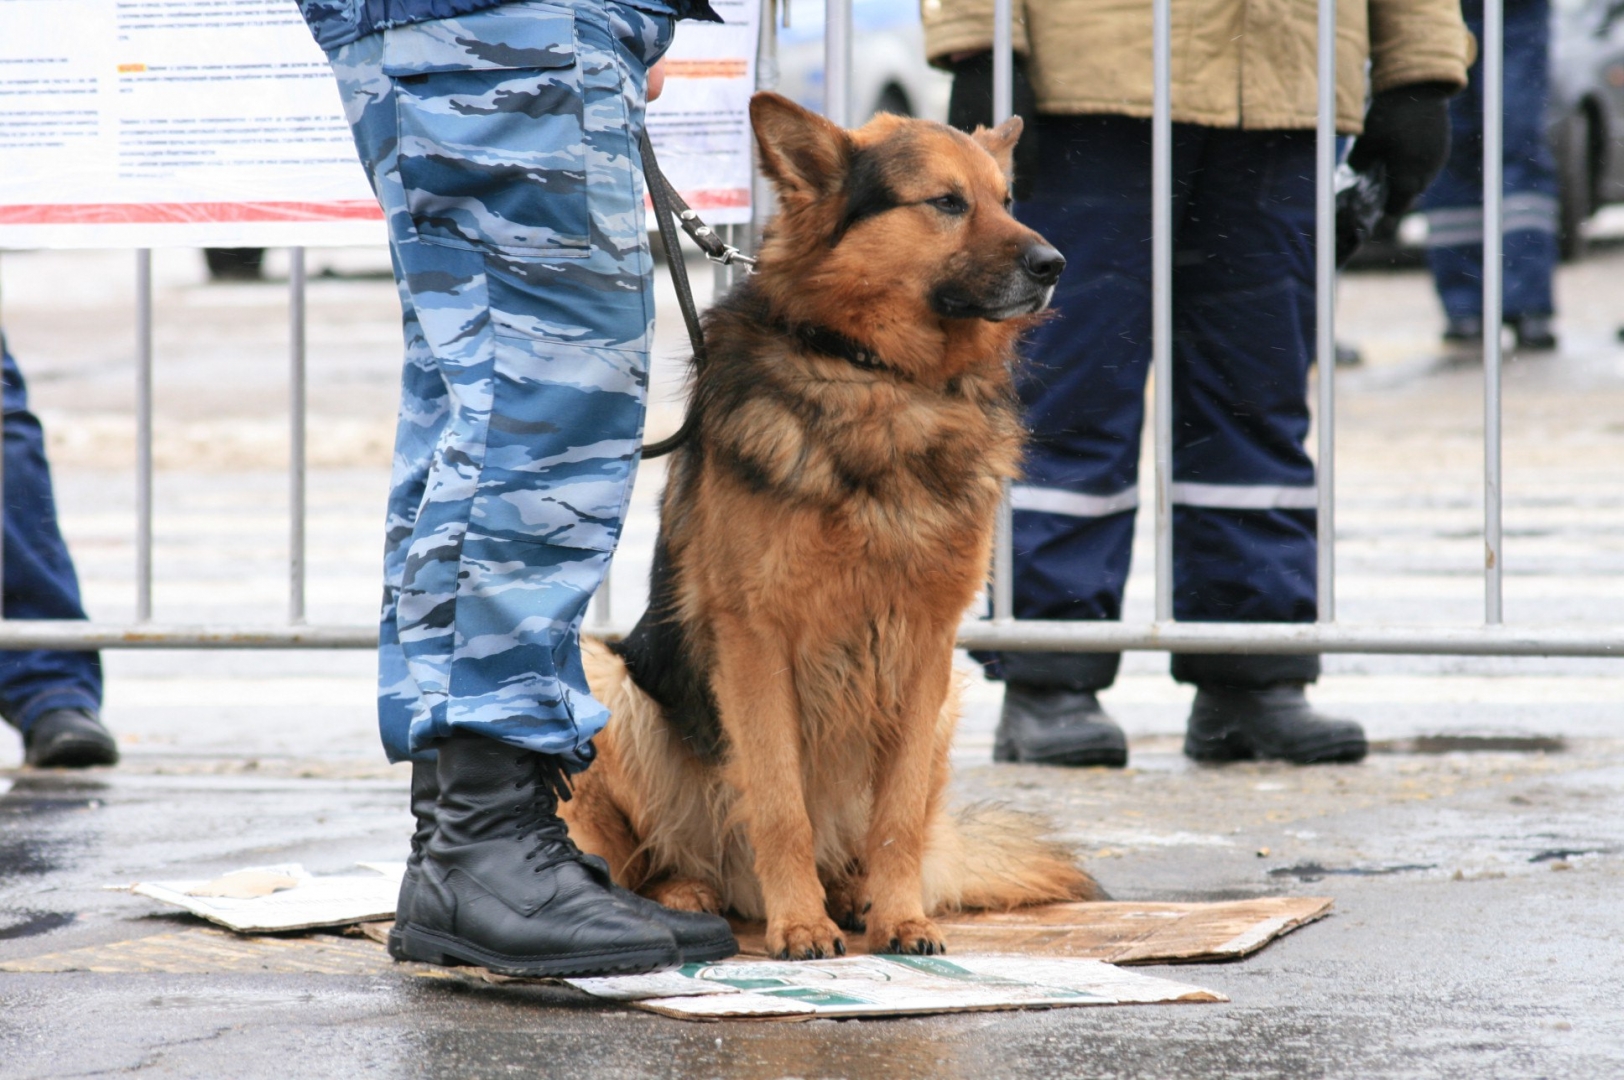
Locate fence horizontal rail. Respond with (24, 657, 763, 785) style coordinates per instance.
(3, 620, 1620, 658)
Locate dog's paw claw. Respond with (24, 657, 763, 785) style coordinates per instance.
(870, 916, 946, 957)
(767, 915, 845, 962)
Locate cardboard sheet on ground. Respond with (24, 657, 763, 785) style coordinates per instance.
(729, 897, 1333, 963)
(565, 956, 1226, 1019)
(126, 862, 406, 934)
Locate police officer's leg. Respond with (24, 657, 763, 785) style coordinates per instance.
(1169, 128, 1365, 764)
(1500, 0, 1559, 348)
(1422, 68, 1488, 338)
(0, 339, 112, 767)
(325, 2, 705, 976)
(990, 115, 1170, 767)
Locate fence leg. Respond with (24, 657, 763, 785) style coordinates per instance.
(136, 249, 154, 623)
(289, 247, 307, 624)
(1151, 0, 1173, 624)
(1483, 0, 1505, 624)
(1315, 0, 1337, 623)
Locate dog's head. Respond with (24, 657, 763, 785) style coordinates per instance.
(749, 91, 1063, 328)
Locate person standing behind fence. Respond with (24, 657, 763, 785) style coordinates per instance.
(1422, 0, 1559, 353)
(0, 335, 113, 768)
(293, 0, 739, 978)
(926, 0, 1473, 768)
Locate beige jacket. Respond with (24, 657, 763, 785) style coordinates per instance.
(922, 0, 1474, 134)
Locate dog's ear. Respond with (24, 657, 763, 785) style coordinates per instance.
(750, 92, 852, 200)
(971, 115, 1024, 177)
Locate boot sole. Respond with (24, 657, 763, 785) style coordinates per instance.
(1186, 733, 1367, 765)
(26, 735, 119, 769)
(679, 932, 741, 964)
(395, 922, 680, 978)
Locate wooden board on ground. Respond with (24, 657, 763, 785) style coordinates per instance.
(729, 897, 1334, 963)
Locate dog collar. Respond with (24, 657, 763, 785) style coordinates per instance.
(778, 320, 892, 375)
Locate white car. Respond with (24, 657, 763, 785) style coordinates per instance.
(768, 0, 951, 123)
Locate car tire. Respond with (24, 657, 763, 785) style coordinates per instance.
(873, 84, 911, 119)
(204, 247, 267, 281)
(1556, 108, 1593, 264)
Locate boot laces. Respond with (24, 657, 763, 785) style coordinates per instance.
(511, 754, 588, 874)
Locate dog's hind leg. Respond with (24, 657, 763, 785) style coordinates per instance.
(863, 636, 955, 956)
(821, 859, 868, 932)
(560, 769, 651, 890)
(712, 615, 844, 960)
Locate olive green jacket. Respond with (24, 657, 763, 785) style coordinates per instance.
(922, 0, 1474, 134)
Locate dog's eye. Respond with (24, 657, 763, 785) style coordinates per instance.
(927, 194, 969, 216)
(1003, 193, 1014, 210)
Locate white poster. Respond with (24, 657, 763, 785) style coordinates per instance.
(0, 0, 383, 249)
(0, 0, 759, 250)
(645, 0, 760, 226)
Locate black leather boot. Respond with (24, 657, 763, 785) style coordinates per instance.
(390, 756, 737, 964)
(24, 709, 119, 768)
(387, 758, 439, 961)
(393, 733, 681, 977)
(994, 685, 1128, 767)
(1185, 684, 1368, 764)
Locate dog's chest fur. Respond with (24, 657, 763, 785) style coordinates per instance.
(613, 285, 1020, 763)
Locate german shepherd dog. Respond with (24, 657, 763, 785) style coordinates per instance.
(561, 92, 1101, 960)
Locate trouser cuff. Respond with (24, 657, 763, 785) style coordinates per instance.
(995, 650, 1121, 692)
(1171, 653, 1321, 689)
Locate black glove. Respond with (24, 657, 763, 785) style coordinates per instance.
(1345, 81, 1455, 216)
(945, 51, 1040, 202)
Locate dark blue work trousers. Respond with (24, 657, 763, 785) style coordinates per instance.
(991, 116, 1321, 693)
(1421, 0, 1558, 322)
(0, 338, 102, 733)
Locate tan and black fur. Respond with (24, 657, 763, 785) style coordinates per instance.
(562, 92, 1100, 960)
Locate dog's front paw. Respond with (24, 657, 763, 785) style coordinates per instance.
(868, 915, 946, 956)
(767, 914, 846, 961)
(645, 877, 723, 914)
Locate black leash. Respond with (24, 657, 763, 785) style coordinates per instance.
(638, 129, 755, 459)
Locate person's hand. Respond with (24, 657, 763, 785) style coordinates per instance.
(945, 51, 1040, 202)
(649, 58, 667, 103)
(1346, 82, 1455, 216)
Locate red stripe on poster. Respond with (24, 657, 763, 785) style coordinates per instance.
(0, 201, 385, 225)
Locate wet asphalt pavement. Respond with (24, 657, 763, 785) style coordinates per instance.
(0, 239, 1623, 1076)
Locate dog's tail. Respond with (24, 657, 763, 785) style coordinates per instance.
(923, 802, 1106, 912)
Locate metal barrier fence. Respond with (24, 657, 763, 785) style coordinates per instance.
(0, 0, 1619, 658)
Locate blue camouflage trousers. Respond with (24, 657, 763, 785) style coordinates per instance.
(319, 0, 673, 763)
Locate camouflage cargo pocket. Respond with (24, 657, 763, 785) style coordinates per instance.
(382, 3, 590, 257)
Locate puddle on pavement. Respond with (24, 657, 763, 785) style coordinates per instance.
(1374, 733, 1567, 754)
(1267, 862, 1437, 882)
(0, 910, 75, 940)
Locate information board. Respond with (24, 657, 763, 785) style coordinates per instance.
(0, 0, 759, 249)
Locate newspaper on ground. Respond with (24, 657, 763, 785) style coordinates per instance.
(729, 897, 1335, 963)
(126, 862, 406, 934)
(565, 955, 1226, 1020)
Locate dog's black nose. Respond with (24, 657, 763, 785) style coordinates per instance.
(1021, 243, 1066, 285)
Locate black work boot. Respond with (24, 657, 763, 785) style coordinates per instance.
(387, 758, 439, 961)
(994, 685, 1128, 767)
(580, 855, 738, 963)
(24, 709, 119, 768)
(393, 734, 681, 977)
(1184, 684, 1368, 764)
(390, 757, 737, 964)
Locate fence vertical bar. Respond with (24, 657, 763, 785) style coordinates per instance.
(135, 249, 154, 623)
(1483, 0, 1504, 624)
(824, 0, 852, 126)
(289, 247, 308, 624)
(1315, 0, 1337, 623)
(1151, 0, 1173, 623)
(987, 0, 1015, 623)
